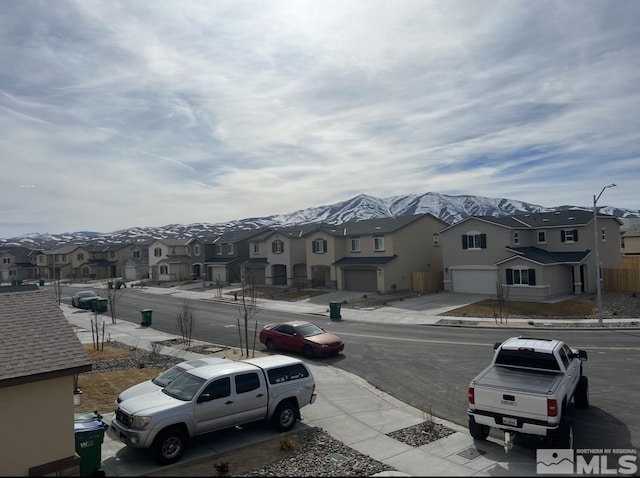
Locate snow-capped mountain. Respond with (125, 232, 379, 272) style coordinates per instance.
(2, 192, 638, 249)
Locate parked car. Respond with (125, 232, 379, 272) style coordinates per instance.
(116, 357, 231, 404)
(259, 320, 344, 358)
(71, 290, 101, 309)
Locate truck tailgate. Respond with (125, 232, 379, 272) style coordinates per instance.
(473, 366, 563, 420)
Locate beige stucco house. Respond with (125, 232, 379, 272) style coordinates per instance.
(439, 210, 622, 300)
(147, 239, 192, 281)
(306, 214, 447, 293)
(0, 286, 92, 476)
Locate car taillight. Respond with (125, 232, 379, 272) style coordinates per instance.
(468, 387, 475, 405)
(547, 399, 558, 417)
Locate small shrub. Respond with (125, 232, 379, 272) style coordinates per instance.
(363, 294, 368, 299)
(279, 436, 297, 450)
(214, 461, 229, 475)
(137, 362, 145, 369)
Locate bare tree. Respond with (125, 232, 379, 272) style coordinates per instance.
(238, 266, 259, 357)
(176, 299, 196, 346)
(494, 280, 510, 325)
(104, 280, 125, 324)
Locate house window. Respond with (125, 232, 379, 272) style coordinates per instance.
(2, 257, 9, 264)
(601, 228, 606, 242)
(312, 239, 327, 253)
(133, 249, 140, 258)
(61, 254, 67, 262)
(252, 243, 260, 254)
(110, 252, 115, 258)
(77, 253, 84, 261)
(513, 232, 519, 245)
(373, 236, 385, 251)
(82, 266, 90, 276)
(186, 246, 191, 255)
(561, 229, 578, 243)
(506, 268, 536, 286)
(433, 234, 439, 246)
(537, 231, 546, 244)
(154, 247, 162, 257)
(462, 232, 487, 250)
(227, 243, 234, 255)
(272, 240, 284, 254)
(38, 255, 45, 263)
(160, 265, 168, 274)
(350, 237, 361, 252)
(216, 244, 222, 255)
(194, 245, 201, 256)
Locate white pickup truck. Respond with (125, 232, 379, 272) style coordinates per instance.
(467, 337, 588, 451)
(108, 355, 317, 464)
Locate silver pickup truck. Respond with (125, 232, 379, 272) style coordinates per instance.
(467, 337, 588, 451)
(108, 354, 317, 465)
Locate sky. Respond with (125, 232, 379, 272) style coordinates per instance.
(1, 0, 639, 237)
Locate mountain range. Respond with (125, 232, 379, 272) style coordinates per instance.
(2, 192, 639, 249)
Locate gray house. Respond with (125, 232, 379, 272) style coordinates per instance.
(439, 210, 622, 300)
(204, 229, 268, 285)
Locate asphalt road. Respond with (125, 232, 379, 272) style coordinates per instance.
(64, 287, 640, 451)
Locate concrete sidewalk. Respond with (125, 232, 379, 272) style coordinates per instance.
(64, 305, 539, 477)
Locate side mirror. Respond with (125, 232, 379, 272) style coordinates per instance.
(493, 342, 502, 351)
(197, 393, 211, 403)
(578, 350, 588, 361)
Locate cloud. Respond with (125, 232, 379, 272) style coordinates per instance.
(0, 0, 638, 236)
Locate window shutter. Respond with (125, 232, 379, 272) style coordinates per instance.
(573, 229, 578, 241)
(323, 240, 327, 252)
(462, 235, 468, 249)
(528, 269, 536, 286)
(480, 234, 487, 249)
(272, 242, 276, 253)
(312, 241, 317, 253)
(506, 269, 513, 285)
(561, 230, 566, 243)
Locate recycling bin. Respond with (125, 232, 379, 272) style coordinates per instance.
(39, 279, 45, 286)
(329, 301, 342, 320)
(107, 281, 114, 289)
(74, 411, 107, 477)
(92, 298, 108, 314)
(141, 309, 153, 326)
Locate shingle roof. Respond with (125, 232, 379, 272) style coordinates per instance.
(497, 247, 591, 265)
(320, 214, 437, 236)
(0, 288, 92, 388)
(333, 256, 397, 265)
(216, 228, 269, 243)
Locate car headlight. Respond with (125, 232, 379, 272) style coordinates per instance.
(131, 416, 152, 429)
(320, 344, 328, 348)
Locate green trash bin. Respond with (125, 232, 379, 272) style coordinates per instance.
(141, 309, 153, 326)
(74, 411, 107, 477)
(92, 298, 108, 314)
(39, 279, 45, 286)
(329, 301, 342, 320)
(107, 281, 114, 289)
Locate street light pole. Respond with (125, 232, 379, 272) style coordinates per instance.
(593, 183, 617, 326)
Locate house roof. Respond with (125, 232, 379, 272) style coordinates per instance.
(333, 256, 397, 266)
(216, 227, 269, 243)
(205, 257, 242, 265)
(154, 238, 192, 247)
(497, 247, 592, 266)
(623, 224, 640, 238)
(440, 209, 623, 232)
(246, 258, 268, 265)
(319, 214, 441, 236)
(0, 288, 92, 388)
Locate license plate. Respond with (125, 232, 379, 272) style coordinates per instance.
(503, 417, 518, 426)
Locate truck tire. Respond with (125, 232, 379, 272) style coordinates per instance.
(551, 418, 573, 449)
(153, 427, 188, 465)
(468, 416, 490, 440)
(272, 401, 298, 432)
(574, 376, 589, 409)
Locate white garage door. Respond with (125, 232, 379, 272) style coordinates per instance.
(452, 268, 498, 295)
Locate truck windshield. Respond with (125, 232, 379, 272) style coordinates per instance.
(163, 373, 206, 401)
(495, 349, 560, 371)
(153, 364, 189, 387)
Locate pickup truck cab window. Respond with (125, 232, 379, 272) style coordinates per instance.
(235, 373, 261, 394)
(558, 347, 571, 369)
(495, 349, 560, 371)
(200, 377, 231, 400)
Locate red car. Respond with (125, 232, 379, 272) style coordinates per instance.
(259, 320, 344, 358)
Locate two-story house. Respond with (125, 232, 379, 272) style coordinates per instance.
(42, 245, 84, 280)
(245, 225, 318, 287)
(187, 237, 219, 280)
(0, 246, 39, 284)
(148, 239, 192, 281)
(205, 229, 268, 285)
(621, 220, 640, 256)
(439, 210, 622, 300)
(307, 214, 447, 293)
(123, 242, 152, 281)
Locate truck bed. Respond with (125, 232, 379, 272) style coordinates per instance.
(474, 365, 563, 395)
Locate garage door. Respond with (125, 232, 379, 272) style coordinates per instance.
(344, 269, 377, 292)
(451, 268, 498, 295)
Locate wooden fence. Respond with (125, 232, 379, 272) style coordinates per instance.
(603, 268, 640, 292)
(410, 271, 443, 293)
(622, 256, 640, 270)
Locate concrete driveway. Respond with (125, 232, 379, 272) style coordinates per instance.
(385, 291, 490, 314)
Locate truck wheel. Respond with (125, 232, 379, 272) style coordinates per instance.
(468, 417, 490, 440)
(303, 345, 315, 359)
(574, 376, 589, 408)
(265, 338, 275, 352)
(153, 427, 187, 465)
(551, 418, 573, 449)
(272, 401, 298, 432)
